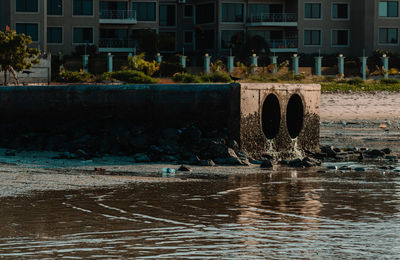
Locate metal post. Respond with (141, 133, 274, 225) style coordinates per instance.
(107, 53, 114, 72)
(180, 56, 187, 68)
(227, 56, 234, 73)
(381, 54, 389, 79)
(269, 56, 278, 73)
(250, 54, 258, 67)
(314, 56, 322, 76)
(82, 55, 89, 73)
(338, 54, 345, 76)
(359, 56, 367, 80)
(156, 53, 163, 63)
(204, 53, 211, 74)
(292, 54, 299, 76)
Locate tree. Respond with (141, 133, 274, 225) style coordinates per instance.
(0, 30, 40, 85)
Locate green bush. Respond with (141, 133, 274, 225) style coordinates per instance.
(172, 73, 202, 83)
(294, 73, 306, 81)
(347, 77, 364, 85)
(380, 78, 400, 84)
(126, 53, 159, 76)
(159, 62, 184, 77)
(58, 68, 95, 83)
(201, 72, 232, 83)
(322, 76, 336, 82)
(102, 70, 157, 84)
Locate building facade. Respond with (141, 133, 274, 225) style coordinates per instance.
(0, 0, 399, 56)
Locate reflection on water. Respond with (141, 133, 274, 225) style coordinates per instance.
(1, 168, 400, 258)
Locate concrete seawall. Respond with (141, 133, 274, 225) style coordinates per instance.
(0, 83, 320, 161)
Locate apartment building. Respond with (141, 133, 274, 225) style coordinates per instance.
(0, 0, 399, 57)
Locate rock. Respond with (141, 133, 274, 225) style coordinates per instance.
(260, 159, 273, 168)
(385, 155, 398, 162)
(181, 126, 202, 144)
(320, 145, 337, 158)
(75, 149, 90, 159)
(53, 152, 76, 159)
(339, 165, 352, 171)
(188, 155, 201, 165)
(366, 149, 385, 158)
(133, 153, 151, 163)
(303, 157, 321, 167)
(5, 150, 16, 156)
(327, 165, 338, 170)
(215, 157, 243, 166)
(161, 128, 179, 141)
(227, 140, 239, 150)
(333, 147, 341, 153)
(279, 160, 289, 165)
(354, 167, 365, 172)
(381, 148, 392, 154)
(147, 145, 164, 161)
(249, 158, 263, 165)
(177, 165, 192, 172)
(200, 159, 215, 167)
(236, 151, 249, 160)
(288, 158, 304, 167)
(160, 155, 178, 162)
(130, 135, 151, 151)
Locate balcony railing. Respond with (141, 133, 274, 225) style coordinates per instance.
(269, 38, 298, 49)
(99, 38, 135, 49)
(99, 10, 137, 21)
(247, 13, 297, 24)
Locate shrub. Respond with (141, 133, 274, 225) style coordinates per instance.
(347, 77, 364, 85)
(103, 70, 157, 84)
(126, 53, 159, 76)
(201, 72, 232, 83)
(322, 76, 336, 82)
(380, 78, 400, 84)
(389, 68, 399, 75)
(211, 60, 226, 72)
(294, 73, 306, 81)
(172, 72, 202, 83)
(159, 61, 184, 77)
(58, 68, 95, 83)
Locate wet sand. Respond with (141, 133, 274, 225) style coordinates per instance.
(1, 91, 399, 197)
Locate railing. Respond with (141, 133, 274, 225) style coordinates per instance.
(247, 13, 297, 24)
(269, 38, 298, 49)
(99, 38, 135, 48)
(99, 10, 137, 20)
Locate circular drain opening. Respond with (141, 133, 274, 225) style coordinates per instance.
(261, 94, 281, 139)
(286, 94, 304, 139)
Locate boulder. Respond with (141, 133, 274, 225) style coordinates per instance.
(133, 153, 151, 163)
(260, 159, 273, 168)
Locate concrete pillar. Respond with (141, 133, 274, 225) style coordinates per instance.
(381, 54, 389, 79)
(82, 55, 89, 73)
(227, 56, 234, 73)
(338, 54, 345, 76)
(292, 54, 299, 75)
(314, 56, 322, 76)
(180, 56, 187, 68)
(359, 56, 367, 80)
(156, 53, 163, 63)
(250, 54, 258, 67)
(128, 53, 133, 58)
(204, 53, 211, 74)
(269, 56, 278, 73)
(107, 53, 114, 72)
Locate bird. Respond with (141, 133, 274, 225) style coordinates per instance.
(229, 74, 241, 82)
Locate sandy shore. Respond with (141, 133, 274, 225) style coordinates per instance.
(1, 91, 399, 198)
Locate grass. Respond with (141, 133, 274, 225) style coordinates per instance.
(321, 82, 400, 92)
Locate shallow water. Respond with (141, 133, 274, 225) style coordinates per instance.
(1, 168, 399, 259)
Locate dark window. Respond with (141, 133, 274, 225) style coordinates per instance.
(47, 0, 62, 15)
(16, 0, 38, 12)
(132, 2, 156, 21)
(221, 30, 244, 49)
(332, 3, 349, 19)
(47, 27, 63, 43)
(73, 0, 93, 16)
(304, 3, 321, 18)
(184, 5, 193, 17)
(159, 32, 176, 51)
(196, 3, 214, 24)
(16, 23, 38, 41)
(196, 29, 214, 49)
(222, 3, 244, 22)
(184, 31, 193, 44)
(332, 30, 349, 46)
(160, 5, 176, 26)
(73, 27, 93, 43)
(304, 30, 321, 45)
(379, 28, 398, 43)
(379, 1, 398, 17)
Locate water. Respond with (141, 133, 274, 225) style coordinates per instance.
(1, 168, 399, 259)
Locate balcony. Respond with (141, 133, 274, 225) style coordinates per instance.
(99, 10, 137, 24)
(247, 13, 297, 27)
(269, 38, 298, 53)
(99, 38, 136, 52)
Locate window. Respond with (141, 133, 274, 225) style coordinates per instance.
(304, 30, 321, 45)
(73, 27, 93, 44)
(248, 4, 283, 16)
(332, 30, 349, 46)
(221, 30, 244, 49)
(100, 1, 127, 11)
(159, 32, 176, 51)
(132, 2, 156, 21)
(379, 1, 398, 17)
(196, 29, 214, 49)
(184, 5, 193, 17)
(16, 0, 38, 12)
(47, 0, 62, 15)
(47, 27, 63, 44)
(184, 31, 193, 44)
(196, 3, 214, 24)
(16, 23, 38, 41)
(73, 0, 93, 16)
(222, 3, 244, 23)
(304, 3, 321, 19)
(160, 5, 176, 26)
(332, 3, 349, 19)
(379, 28, 398, 44)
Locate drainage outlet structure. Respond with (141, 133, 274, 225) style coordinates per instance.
(0, 83, 320, 159)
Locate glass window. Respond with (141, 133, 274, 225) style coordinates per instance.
(184, 5, 193, 17)
(132, 2, 156, 21)
(332, 3, 349, 19)
(379, 1, 398, 17)
(304, 3, 321, 18)
(184, 31, 193, 44)
(332, 30, 349, 46)
(222, 3, 244, 23)
(159, 32, 176, 51)
(73, 0, 93, 16)
(379, 28, 398, 43)
(160, 5, 176, 26)
(47, 27, 63, 44)
(221, 30, 244, 49)
(304, 30, 321, 45)
(196, 3, 214, 24)
(73, 27, 93, 43)
(16, 23, 38, 41)
(16, 0, 38, 12)
(47, 0, 62, 15)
